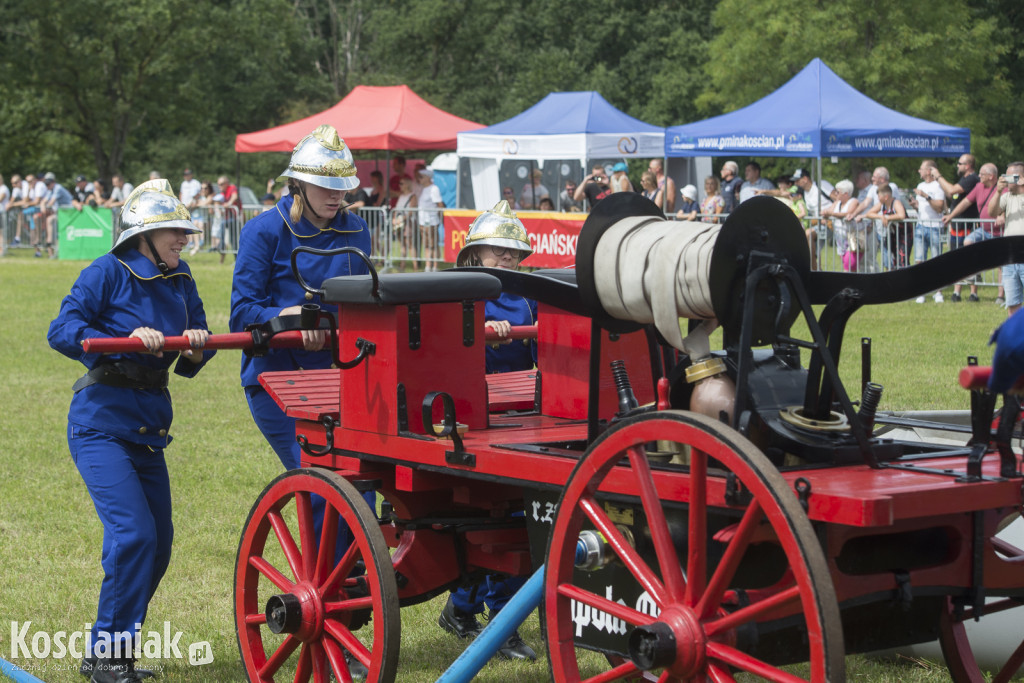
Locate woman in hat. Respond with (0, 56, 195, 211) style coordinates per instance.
(609, 161, 634, 193)
(230, 123, 370, 470)
(48, 179, 214, 683)
(436, 200, 538, 660)
(676, 184, 700, 221)
(228, 125, 372, 678)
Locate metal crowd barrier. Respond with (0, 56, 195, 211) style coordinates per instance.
(0, 203, 1005, 292)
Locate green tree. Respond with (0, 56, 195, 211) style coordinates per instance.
(699, 0, 1012, 171)
(0, 0, 314, 185)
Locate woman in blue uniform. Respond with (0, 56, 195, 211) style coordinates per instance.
(437, 200, 538, 661)
(229, 124, 372, 679)
(48, 180, 214, 683)
(230, 123, 370, 470)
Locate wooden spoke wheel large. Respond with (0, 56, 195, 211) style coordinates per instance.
(235, 468, 400, 683)
(545, 410, 845, 682)
(938, 528, 1024, 683)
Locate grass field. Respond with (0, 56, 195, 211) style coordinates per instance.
(0, 249, 1011, 682)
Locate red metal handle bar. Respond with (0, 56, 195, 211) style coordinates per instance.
(958, 366, 1024, 392)
(490, 325, 537, 341)
(82, 331, 307, 354)
(81, 325, 539, 354)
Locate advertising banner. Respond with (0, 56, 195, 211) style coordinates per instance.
(58, 207, 113, 261)
(443, 210, 585, 269)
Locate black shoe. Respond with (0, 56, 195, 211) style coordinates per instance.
(496, 629, 537, 661)
(969, 293, 980, 302)
(951, 292, 962, 302)
(438, 596, 483, 639)
(89, 658, 151, 683)
(344, 651, 368, 681)
(81, 658, 154, 680)
(488, 610, 538, 661)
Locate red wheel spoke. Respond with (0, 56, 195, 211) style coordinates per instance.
(319, 542, 360, 595)
(324, 595, 374, 615)
(582, 659, 642, 683)
(992, 536, 1024, 560)
(244, 612, 268, 625)
(580, 495, 667, 604)
(310, 640, 328, 683)
(706, 641, 808, 683)
(314, 504, 340, 586)
(993, 637, 1024, 683)
(250, 555, 296, 593)
(697, 499, 764, 619)
(556, 582, 658, 627)
(707, 661, 737, 683)
(258, 633, 300, 678)
(321, 636, 352, 683)
(684, 447, 708, 607)
(295, 491, 316, 580)
(960, 596, 1023, 621)
(324, 619, 372, 665)
(293, 642, 311, 683)
(268, 509, 306, 582)
(657, 672, 683, 683)
(627, 445, 686, 603)
(704, 584, 800, 637)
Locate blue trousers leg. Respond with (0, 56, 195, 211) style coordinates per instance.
(245, 387, 374, 563)
(69, 425, 173, 657)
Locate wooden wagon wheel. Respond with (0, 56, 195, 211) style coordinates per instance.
(938, 528, 1024, 683)
(545, 410, 845, 683)
(235, 468, 400, 683)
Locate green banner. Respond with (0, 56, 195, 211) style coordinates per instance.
(58, 207, 113, 260)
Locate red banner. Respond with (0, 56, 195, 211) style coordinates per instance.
(443, 210, 584, 269)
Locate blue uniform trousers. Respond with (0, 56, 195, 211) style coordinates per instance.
(69, 425, 172, 655)
(245, 386, 374, 559)
(451, 575, 528, 614)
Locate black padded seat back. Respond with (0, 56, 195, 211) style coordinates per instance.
(449, 266, 642, 332)
(321, 271, 502, 305)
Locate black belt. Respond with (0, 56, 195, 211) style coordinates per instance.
(72, 361, 169, 392)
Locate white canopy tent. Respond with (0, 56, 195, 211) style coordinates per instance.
(456, 91, 665, 209)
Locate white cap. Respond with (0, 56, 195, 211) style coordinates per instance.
(681, 184, 698, 200)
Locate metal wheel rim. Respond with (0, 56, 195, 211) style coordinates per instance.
(545, 410, 844, 683)
(235, 468, 400, 682)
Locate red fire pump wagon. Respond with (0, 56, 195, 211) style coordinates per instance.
(88, 195, 1024, 682)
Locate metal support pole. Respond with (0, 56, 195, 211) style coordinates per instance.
(436, 565, 544, 683)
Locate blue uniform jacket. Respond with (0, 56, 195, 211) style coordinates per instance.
(229, 195, 371, 387)
(47, 249, 215, 447)
(486, 292, 537, 374)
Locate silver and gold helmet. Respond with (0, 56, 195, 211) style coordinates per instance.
(456, 200, 533, 266)
(112, 179, 199, 252)
(278, 124, 359, 191)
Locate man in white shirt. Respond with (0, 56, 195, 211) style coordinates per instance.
(417, 168, 445, 271)
(106, 174, 134, 208)
(852, 167, 903, 271)
(179, 168, 202, 207)
(792, 168, 829, 270)
(738, 162, 774, 203)
(912, 160, 948, 302)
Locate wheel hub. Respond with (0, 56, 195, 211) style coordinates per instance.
(628, 606, 706, 677)
(263, 581, 324, 640)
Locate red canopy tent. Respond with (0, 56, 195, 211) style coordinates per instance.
(234, 84, 483, 152)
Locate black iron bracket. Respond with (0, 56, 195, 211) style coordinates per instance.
(408, 303, 421, 350)
(462, 300, 475, 347)
(422, 391, 475, 467)
(297, 415, 336, 457)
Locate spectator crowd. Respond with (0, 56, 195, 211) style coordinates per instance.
(5, 155, 1023, 311)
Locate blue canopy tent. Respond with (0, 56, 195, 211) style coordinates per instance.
(457, 91, 665, 209)
(665, 58, 970, 159)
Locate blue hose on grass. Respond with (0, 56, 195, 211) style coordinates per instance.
(436, 564, 545, 683)
(0, 657, 46, 683)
